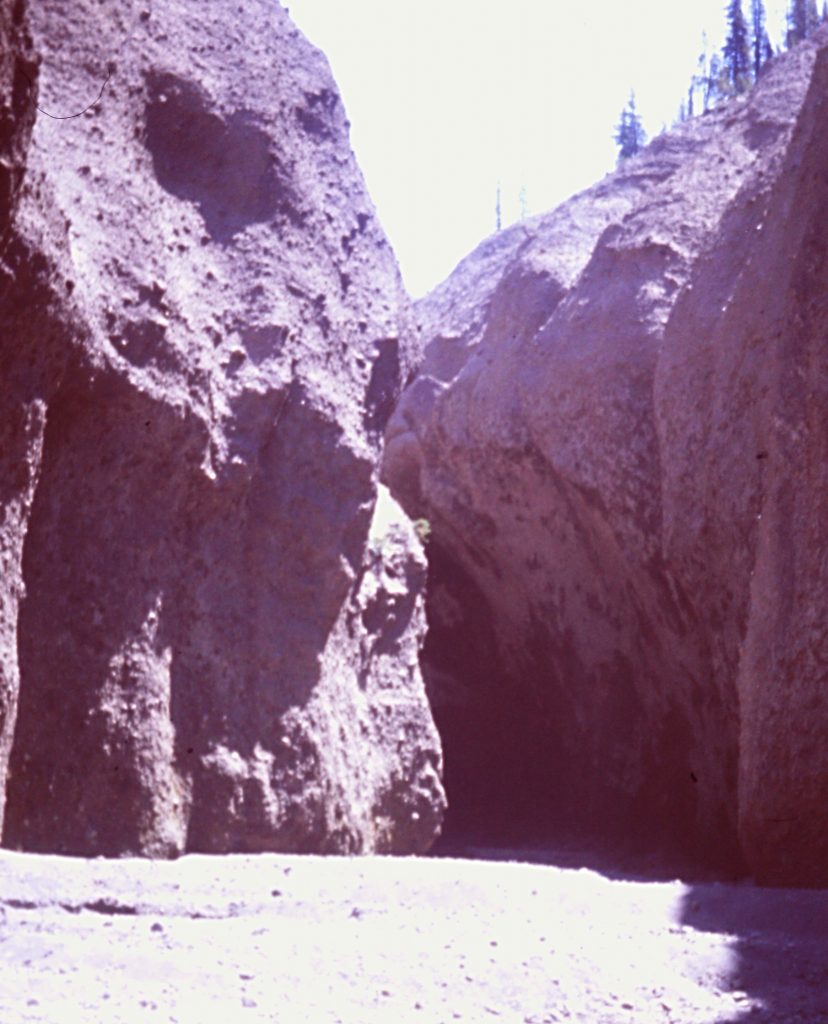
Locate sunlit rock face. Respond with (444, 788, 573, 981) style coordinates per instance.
(0, 0, 445, 856)
(385, 30, 828, 885)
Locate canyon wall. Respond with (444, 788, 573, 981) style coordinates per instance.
(0, 0, 44, 838)
(0, 0, 444, 856)
(385, 31, 828, 884)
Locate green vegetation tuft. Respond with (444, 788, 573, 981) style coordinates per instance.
(412, 518, 432, 544)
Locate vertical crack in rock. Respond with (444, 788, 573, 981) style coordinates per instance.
(364, 337, 401, 437)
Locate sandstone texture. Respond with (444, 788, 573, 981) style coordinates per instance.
(385, 31, 828, 884)
(0, 0, 444, 856)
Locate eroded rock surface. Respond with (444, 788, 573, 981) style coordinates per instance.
(385, 32, 828, 884)
(0, 0, 444, 856)
(0, 0, 72, 841)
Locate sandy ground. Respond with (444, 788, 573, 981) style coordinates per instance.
(0, 848, 826, 1024)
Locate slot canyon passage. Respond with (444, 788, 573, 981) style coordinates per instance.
(384, 25, 828, 888)
(1, 1, 828, 1022)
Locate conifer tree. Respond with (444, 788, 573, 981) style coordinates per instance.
(690, 40, 726, 115)
(723, 0, 752, 93)
(787, 0, 818, 45)
(750, 0, 773, 77)
(692, 36, 712, 113)
(614, 92, 646, 162)
(787, 0, 806, 43)
(705, 52, 726, 108)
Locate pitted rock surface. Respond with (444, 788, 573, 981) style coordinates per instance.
(0, 0, 444, 856)
(385, 31, 828, 885)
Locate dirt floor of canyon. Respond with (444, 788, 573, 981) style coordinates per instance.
(1, 847, 827, 1023)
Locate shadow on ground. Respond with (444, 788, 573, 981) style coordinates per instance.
(432, 834, 828, 1022)
(680, 881, 828, 1023)
(429, 825, 746, 884)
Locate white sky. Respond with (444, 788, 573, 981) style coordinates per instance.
(285, 0, 790, 296)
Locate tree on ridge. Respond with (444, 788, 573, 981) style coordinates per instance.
(614, 91, 646, 162)
(750, 0, 774, 77)
(787, 0, 820, 46)
(723, 0, 752, 93)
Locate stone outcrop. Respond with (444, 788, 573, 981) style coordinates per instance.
(385, 31, 828, 884)
(0, 0, 444, 856)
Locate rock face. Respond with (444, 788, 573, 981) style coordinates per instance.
(385, 32, 828, 884)
(0, 0, 42, 839)
(0, 0, 445, 856)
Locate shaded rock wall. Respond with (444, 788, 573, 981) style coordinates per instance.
(0, 0, 76, 839)
(0, 0, 35, 238)
(0, 0, 35, 837)
(0, 0, 444, 856)
(385, 33, 828, 883)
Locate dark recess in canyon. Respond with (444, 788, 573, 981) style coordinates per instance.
(386, 28, 828, 886)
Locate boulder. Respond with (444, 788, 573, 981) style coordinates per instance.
(385, 31, 828, 883)
(0, 0, 444, 856)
